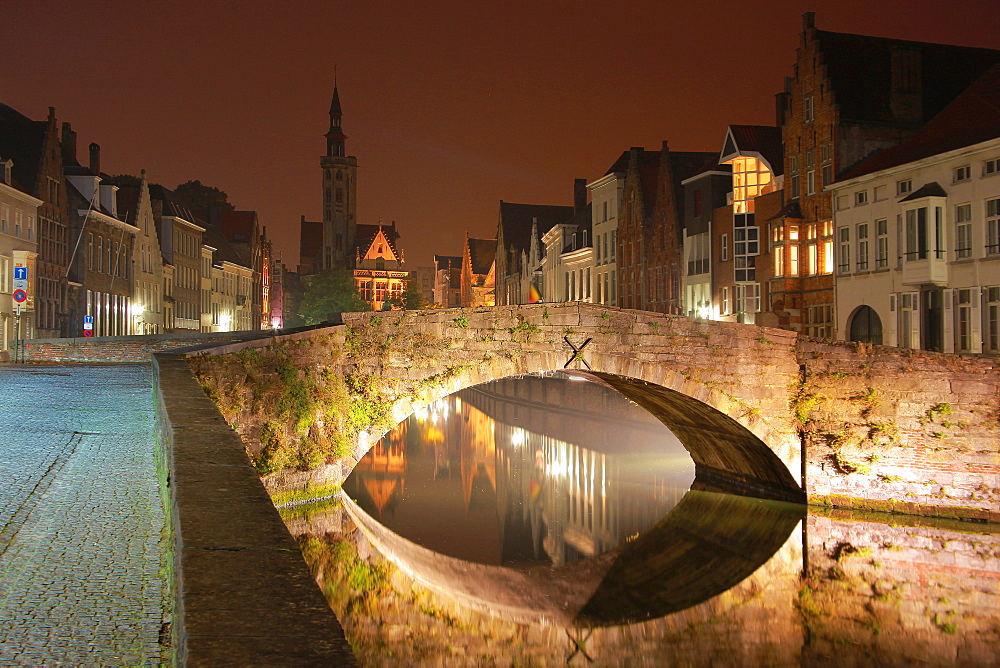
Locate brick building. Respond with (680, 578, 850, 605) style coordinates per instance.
(617, 143, 716, 313)
(772, 12, 1000, 336)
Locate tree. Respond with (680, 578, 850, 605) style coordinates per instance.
(173, 180, 235, 212)
(297, 269, 371, 324)
(385, 279, 426, 311)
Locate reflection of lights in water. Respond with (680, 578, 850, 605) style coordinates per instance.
(455, 397, 462, 410)
(415, 407, 429, 422)
(511, 428, 524, 446)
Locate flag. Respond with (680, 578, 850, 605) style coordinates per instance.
(528, 284, 541, 304)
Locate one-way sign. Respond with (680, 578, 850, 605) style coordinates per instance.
(13, 266, 27, 281)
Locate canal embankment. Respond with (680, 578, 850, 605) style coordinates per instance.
(152, 352, 357, 666)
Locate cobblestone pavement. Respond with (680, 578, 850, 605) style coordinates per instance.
(0, 364, 168, 665)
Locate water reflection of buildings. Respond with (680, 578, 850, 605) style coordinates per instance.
(347, 375, 694, 566)
(348, 421, 407, 519)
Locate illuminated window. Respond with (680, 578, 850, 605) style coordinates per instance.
(822, 241, 833, 274)
(774, 246, 785, 276)
(729, 156, 773, 214)
(808, 244, 818, 275)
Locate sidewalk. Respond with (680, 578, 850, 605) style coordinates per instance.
(0, 364, 168, 664)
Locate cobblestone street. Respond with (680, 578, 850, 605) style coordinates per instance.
(0, 364, 168, 665)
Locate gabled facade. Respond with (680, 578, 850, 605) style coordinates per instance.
(776, 12, 1000, 336)
(354, 223, 407, 311)
(0, 105, 68, 338)
(618, 144, 716, 313)
(433, 254, 462, 307)
(461, 236, 497, 307)
(150, 185, 205, 332)
(832, 65, 1000, 354)
(117, 171, 163, 334)
(495, 197, 576, 306)
(714, 125, 784, 326)
(539, 201, 593, 304)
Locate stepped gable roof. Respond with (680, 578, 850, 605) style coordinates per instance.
(721, 125, 784, 175)
(814, 29, 1000, 125)
(840, 64, 1000, 181)
(466, 237, 497, 275)
(0, 103, 46, 195)
(355, 222, 401, 257)
(498, 202, 574, 254)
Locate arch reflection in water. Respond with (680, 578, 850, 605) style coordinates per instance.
(346, 374, 696, 567)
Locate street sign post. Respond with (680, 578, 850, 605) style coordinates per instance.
(12, 289, 27, 303)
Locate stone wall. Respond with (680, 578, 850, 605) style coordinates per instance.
(185, 302, 1000, 523)
(798, 339, 1000, 523)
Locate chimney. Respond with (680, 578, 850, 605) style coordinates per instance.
(573, 178, 587, 212)
(89, 142, 101, 175)
(61, 122, 77, 165)
(802, 11, 815, 30)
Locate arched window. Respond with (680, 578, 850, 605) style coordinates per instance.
(849, 305, 883, 345)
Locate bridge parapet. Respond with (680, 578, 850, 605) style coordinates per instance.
(186, 303, 1000, 523)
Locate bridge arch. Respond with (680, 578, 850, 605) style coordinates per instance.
(363, 338, 804, 503)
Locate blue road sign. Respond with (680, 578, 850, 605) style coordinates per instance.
(84, 315, 94, 324)
(13, 266, 27, 281)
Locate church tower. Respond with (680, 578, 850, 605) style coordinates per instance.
(321, 79, 358, 270)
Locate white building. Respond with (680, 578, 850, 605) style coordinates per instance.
(831, 66, 1000, 354)
(0, 157, 40, 352)
(587, 166, 624, 306)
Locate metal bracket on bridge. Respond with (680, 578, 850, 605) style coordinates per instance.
(563, 336, 593, 369)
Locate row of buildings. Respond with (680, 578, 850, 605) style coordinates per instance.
(0, 104, 281, 354)
(452, 13, 1000, 356)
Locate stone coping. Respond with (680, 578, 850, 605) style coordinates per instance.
(152, 352, 356, 666)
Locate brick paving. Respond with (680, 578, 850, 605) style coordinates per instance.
(0, 364, 168, 665)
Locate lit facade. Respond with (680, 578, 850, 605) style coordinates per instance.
(833, 138, 1000, 353)
(0, 157, 41, 351)
(354, 224, 407, 311)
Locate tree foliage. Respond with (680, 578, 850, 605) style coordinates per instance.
(384, 278, 426, 311)
(297, 269, 371, 324)
(173, 179, 235, 212)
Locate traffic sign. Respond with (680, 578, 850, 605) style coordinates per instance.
(12, 289, 27, 303)
(13, 266, 27, 281)
(83, 329, 94, 337)
(84, 315, 94, 324)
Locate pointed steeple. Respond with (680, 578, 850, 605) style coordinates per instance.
(325, 72, 347, 157)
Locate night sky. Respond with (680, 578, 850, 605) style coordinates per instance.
(2, 1, 998, 270)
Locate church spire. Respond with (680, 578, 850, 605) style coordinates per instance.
(325, 72, 346, 157)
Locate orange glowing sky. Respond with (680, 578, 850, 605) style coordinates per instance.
(2, 1, 998, 269)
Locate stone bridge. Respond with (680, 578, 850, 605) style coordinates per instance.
(191, 302, 999, 522)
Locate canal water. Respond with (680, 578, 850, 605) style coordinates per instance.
(282, 374, 1000, 666)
